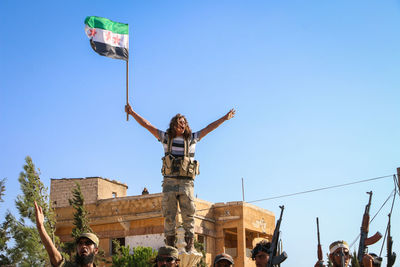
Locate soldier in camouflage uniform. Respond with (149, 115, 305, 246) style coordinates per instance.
(126, 104, 235, 251)
(314, 240, 375, 267)
(35, 201, 99, 267)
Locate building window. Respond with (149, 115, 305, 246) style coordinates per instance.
(224, 228, 237, 257)
(110, 237, 125, 255)
(246, 229, 257, 258)
(197, 234, 206, 251)
(112, 192, 117, 198)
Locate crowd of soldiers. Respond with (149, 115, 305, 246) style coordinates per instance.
(33, 200, 391, 267)
(35, 198, 394, 267)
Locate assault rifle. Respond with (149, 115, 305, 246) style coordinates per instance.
(357, 191, 382, 265)
(267, 205, 288, 267)
(387, 213, 396, 267)
(316, 217, 324, 267)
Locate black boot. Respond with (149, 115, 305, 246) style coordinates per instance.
(165, 235, 176, 247)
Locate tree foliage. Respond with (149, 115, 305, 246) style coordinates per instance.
(351, 251, 360, 267)
(69, 182, 93, 238)
(0, 178, 5, 203)
(111, 240, 157, 267)
(5, 156, 59, 266)
(63, 182, 93, 258)
(65, 182, 110, 265)
(195, 239, 207, 267)
(0, 178, 12, 266)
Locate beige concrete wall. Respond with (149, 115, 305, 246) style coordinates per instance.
(50, 177, 127, 208)
(97, 178, 127, 199)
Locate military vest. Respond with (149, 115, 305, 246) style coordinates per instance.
(161, 136, 200, 178)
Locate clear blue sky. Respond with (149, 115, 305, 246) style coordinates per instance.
(1, 1, 399, 266)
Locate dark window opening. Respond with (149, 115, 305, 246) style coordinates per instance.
(197, 234, 206, 251)
(110, 237, 125, 255)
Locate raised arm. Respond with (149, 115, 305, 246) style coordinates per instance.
(34, 201, 63, 267)
(125, 104, 159, 139)
(199, 108, 235, 140)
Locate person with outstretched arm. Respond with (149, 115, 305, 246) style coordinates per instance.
(34, 201, 99, 267)
(125, 103, 235, 251)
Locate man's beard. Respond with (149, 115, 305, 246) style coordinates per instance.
(75, 252, 95, 265)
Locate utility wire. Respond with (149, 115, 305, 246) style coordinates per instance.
(247, 175, 393, 204)
(194, 174, 393, 213)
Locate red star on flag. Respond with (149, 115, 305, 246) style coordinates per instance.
(105, 31, 111, 41)
(113, 35, 121, 45)
(87, 28, 97, 37)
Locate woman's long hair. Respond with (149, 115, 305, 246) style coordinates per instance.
(166, 113, 192, 139)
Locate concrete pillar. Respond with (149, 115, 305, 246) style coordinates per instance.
(236, 220, 246, 267)
(215, 223, 225, 255)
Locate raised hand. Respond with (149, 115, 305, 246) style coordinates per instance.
(225, 108, 236, 120)
(34, 201, 44, 227)
(125, 103, 133, 115)
(362, 254, 374, 267)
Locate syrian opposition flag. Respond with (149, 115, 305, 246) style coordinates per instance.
(85, 16, 129, 61)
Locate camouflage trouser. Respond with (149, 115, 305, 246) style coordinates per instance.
(162, 177, 196, 238)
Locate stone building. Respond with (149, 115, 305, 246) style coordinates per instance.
(51, 177, 275, 267)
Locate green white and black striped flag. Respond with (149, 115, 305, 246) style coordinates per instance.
(84, 16, 129, 61)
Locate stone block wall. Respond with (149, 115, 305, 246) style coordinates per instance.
(50, 177, 127, 208)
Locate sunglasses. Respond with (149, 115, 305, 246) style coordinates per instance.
(77, 240, 94, 246)
(334, 251, 350, 256)
(157, 256, 176, 263)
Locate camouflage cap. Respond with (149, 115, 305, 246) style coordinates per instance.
(158, 246, 179, 259)
(214, 253, 234, 266)
(77, 233, 99, 247)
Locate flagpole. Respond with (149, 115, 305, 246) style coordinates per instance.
(126, 59, 129, 121)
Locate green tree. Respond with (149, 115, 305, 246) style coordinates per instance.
(69, 182, 93, 238)
(63, 182, 93, 257)
(0, 214, 12, 266)
(351, 251, 360, 267)
(6, 156, 59, 266)
(0, 178, 12, 266)
(65, 182, 109, 265)
(0, 178, 5, 202)
(195, 239, 206, 267)
(111, 240, 157, 267)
